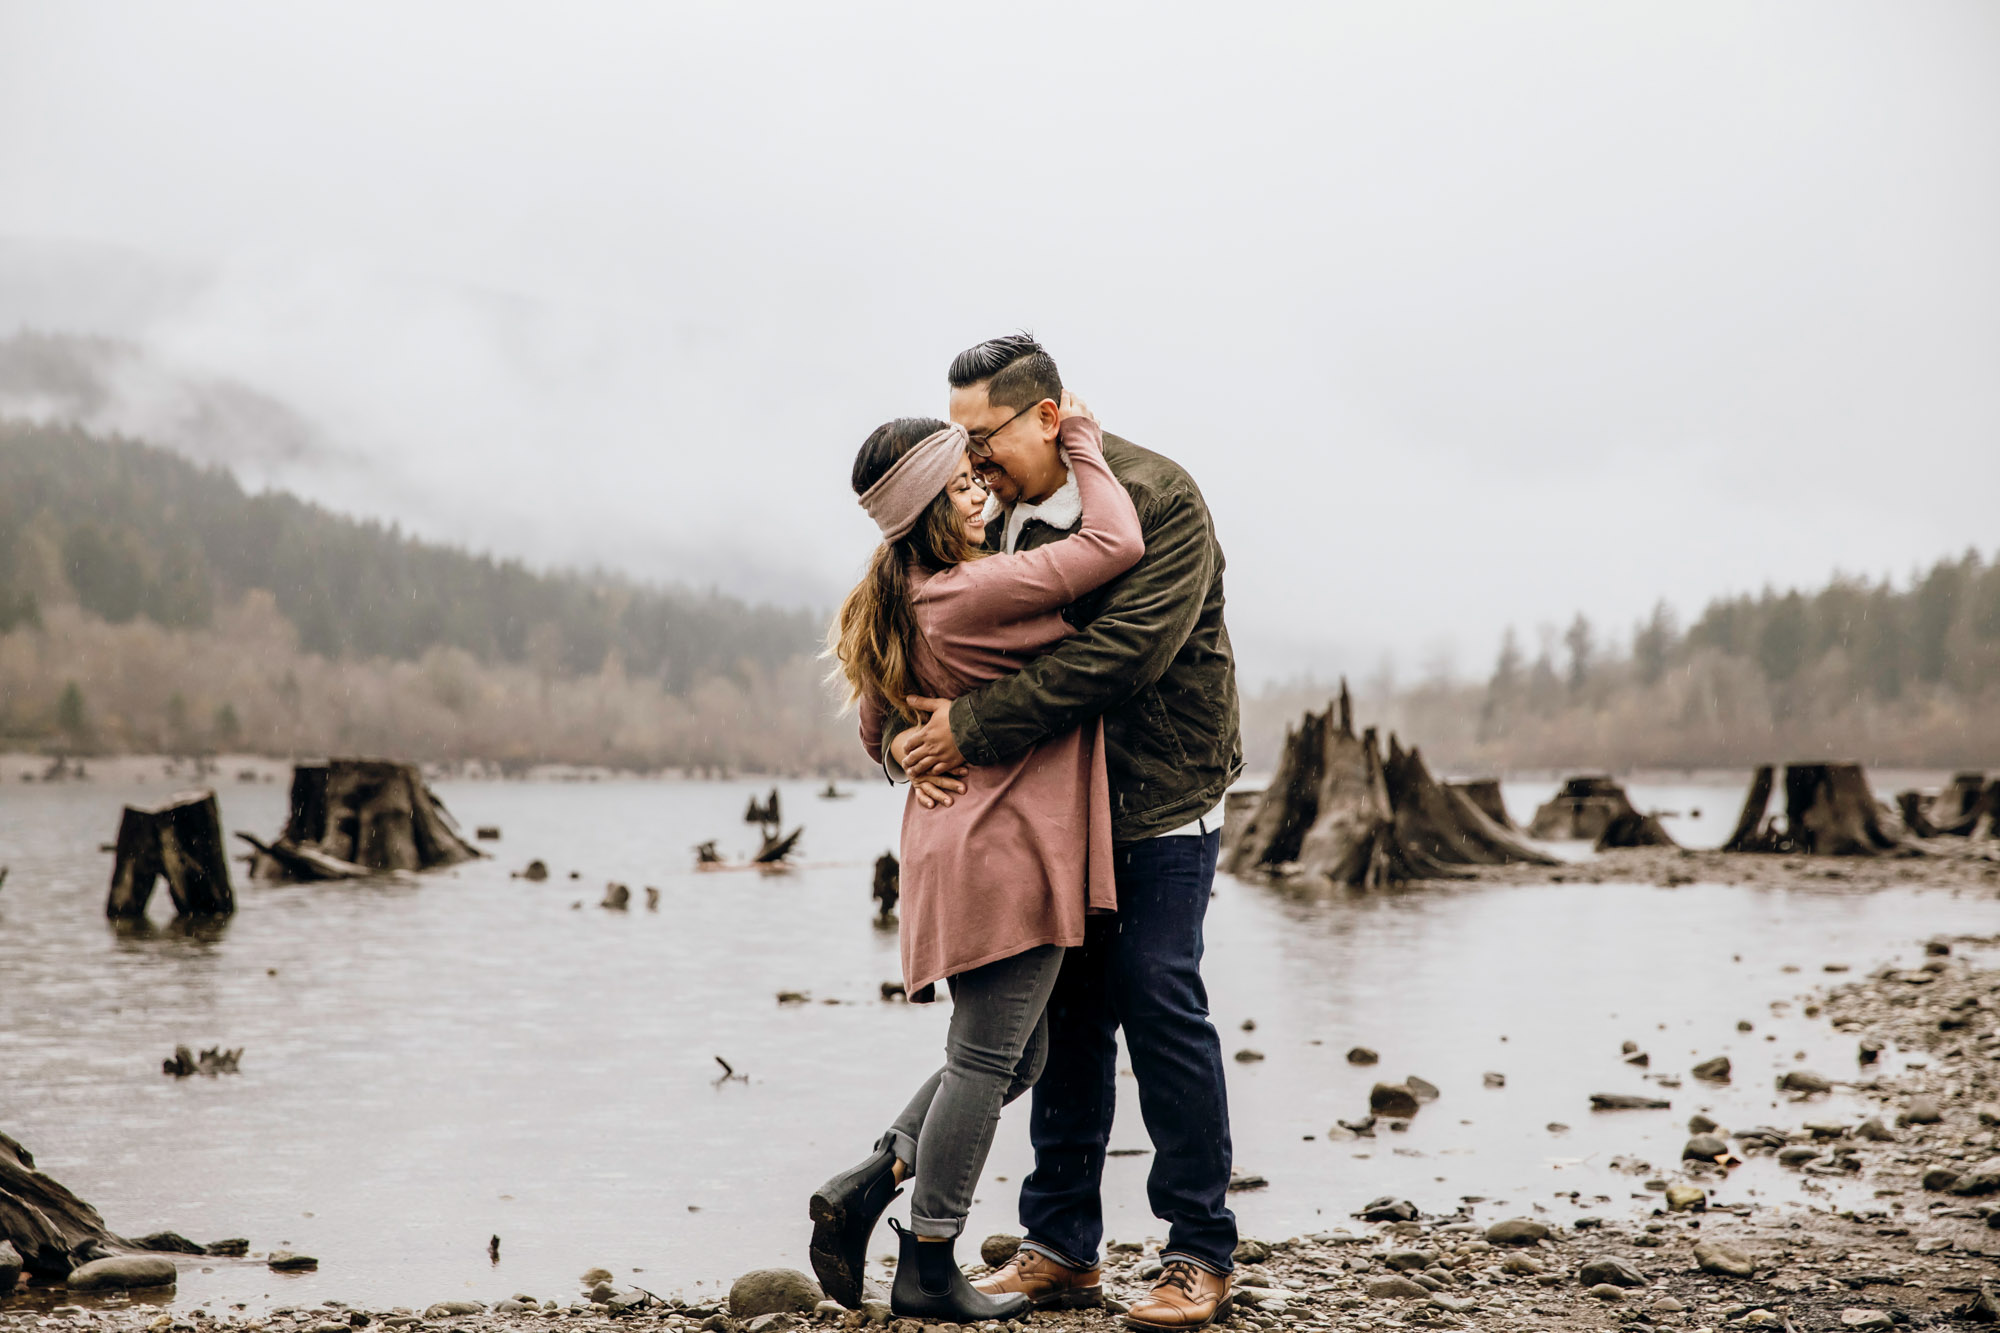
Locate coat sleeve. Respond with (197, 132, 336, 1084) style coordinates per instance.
(948, 479, 1215, 766)
(927, 418, 1142, 623)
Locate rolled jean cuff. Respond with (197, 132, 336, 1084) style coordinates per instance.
(1162, 1249, 1234, 1276)
(1022, 1239, 1096, 1271)
(909, 1210, 965, 1239)
(885, 1128, 919, 1172)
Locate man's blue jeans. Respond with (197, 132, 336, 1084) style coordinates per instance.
(1017, 829, 1237, 1273)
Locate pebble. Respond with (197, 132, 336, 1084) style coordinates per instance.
(1688, 1113, 1719, 1134)
(1780, 1069, 1833, 1094)
(1903, 1094, 1944, 1125)
(1692, 1055, 1732, 1081)
(268, 1251, 319, 1271)
(1483, 1071, 1506, 1088)
(1483, 1218, 1549, 1246)
(1369, 1083, 1420, 1118)
(1233, 1049, 1265, 1062)
(1684, 1133, 1729, 1160)
(1577, 1257, 1645, 1288)
(1364, 1276, 1427, 1299)
(423, 1303, 484, 1318)
(1586, 1283, 1626, 1301)
(1346, 1046, 1379, 1065)
(980, 1233, 1022, 1267)
(1664, 1184, 1707, 1212)
(1839, 1310, 1894, 1331)
(1693, 1239, 1756, 1278)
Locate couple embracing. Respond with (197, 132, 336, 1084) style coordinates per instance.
(813, 334, 1243, 1330)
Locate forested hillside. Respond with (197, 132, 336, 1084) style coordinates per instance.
(1245, 551, 2000, 775)
(0, 419, 850, 770)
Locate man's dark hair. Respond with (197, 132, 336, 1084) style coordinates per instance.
(947, 332, 1062, 412)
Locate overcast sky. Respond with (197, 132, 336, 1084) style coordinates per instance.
(3, 1, 1996, 684)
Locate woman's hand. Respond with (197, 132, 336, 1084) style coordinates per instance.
(911, 774, 965, 810)
(1058, 390, 1094, 423)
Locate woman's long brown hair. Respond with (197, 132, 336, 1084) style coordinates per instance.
(827, 418, 984, 724)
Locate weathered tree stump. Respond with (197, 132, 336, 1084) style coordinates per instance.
(1595, 809, 1679, 850)
(872, 852, 900, 918)
(1724, 762, 1903, 856)
(248, 759, 482, 881)
(1897, 773, 1992, 838)
(1450, 779, 1518, 831)
(105, 792, 235, 920)
(1527, 776, 1637, 841)
(745, 788, 781, 829)
(1385, 739, 1560, 869)
(1724, 765, 1778, 852)
(0, 1131, 125, 1278)
(1226, 681, 1554, 886)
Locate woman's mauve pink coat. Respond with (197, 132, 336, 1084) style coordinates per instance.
(859, 417, 1141, 999)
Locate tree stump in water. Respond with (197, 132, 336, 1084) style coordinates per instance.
(1595, 809, 1679, 850)
(872, 852, 900, 918)
(1450, 779, 1517, 831)
(1898, 773, 1991, 838)
(249, 759, 482, 881)
(105, 791, 234, 920)
(1527, 776, 1633, 841)
(1724, 765, 1779, 852)
(0, 1131, 126, 1277)
(1725, 762, 1903, 855)
(1225, 681, 1555, 886)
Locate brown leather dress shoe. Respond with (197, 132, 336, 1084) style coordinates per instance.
(1122, 1257, 1233, 1331)
(972, 1247, 1104, 1310)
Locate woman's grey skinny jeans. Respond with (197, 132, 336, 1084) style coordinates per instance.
(884, 943, 1066, 1238)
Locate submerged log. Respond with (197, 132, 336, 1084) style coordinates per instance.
(252, 759, 482, 882)
(1450, 779, 1518, 831)
(1724, 762, 1904, 856)
(0, 1131, 125, 1277)
(105, 791, 235, 920)
(754, 826, 803, 864)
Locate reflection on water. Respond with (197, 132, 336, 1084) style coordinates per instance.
(1, 775, 1994, 1310)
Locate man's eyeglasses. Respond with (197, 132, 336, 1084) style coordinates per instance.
(965, 400, 1047, 458)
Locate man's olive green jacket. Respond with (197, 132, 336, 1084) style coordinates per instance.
(949, 431, 1243, 843)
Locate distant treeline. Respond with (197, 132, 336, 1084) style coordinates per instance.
(1245, 552, 2000, 775)
(0, 419, 856, 771)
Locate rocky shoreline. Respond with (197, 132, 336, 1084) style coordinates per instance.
(12, 878, 2000, 1333)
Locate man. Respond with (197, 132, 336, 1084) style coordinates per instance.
(893, 333, 1244, 1331)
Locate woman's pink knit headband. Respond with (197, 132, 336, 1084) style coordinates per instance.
(857, 423, 969, 542)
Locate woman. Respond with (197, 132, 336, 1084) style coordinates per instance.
(811, 397, 1140, 1322)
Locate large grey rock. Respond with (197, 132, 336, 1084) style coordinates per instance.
(424, 1302, 485, 1318)
(1577, 1257, 1645, 1288)
(1924, 1167, 1965, 1191)
(1385, 1249, 1435, 1271)
(66, 1256, 178, 1291)
(1365, 1276, 1427, 1299)
(1484, 1218, 1549, 1246)
(729, 1269, 825, 1318)
(0, 1239, 21, 1289)
(1358, 1196, 1418, 1222)
(1694, 1240, 1756, 1278)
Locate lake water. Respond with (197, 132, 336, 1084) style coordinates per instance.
(2, 772, 1994, 1312)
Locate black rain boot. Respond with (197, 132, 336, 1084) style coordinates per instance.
(808, 1134, 902, 1308)
(889, 1218, 1031, 1322)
